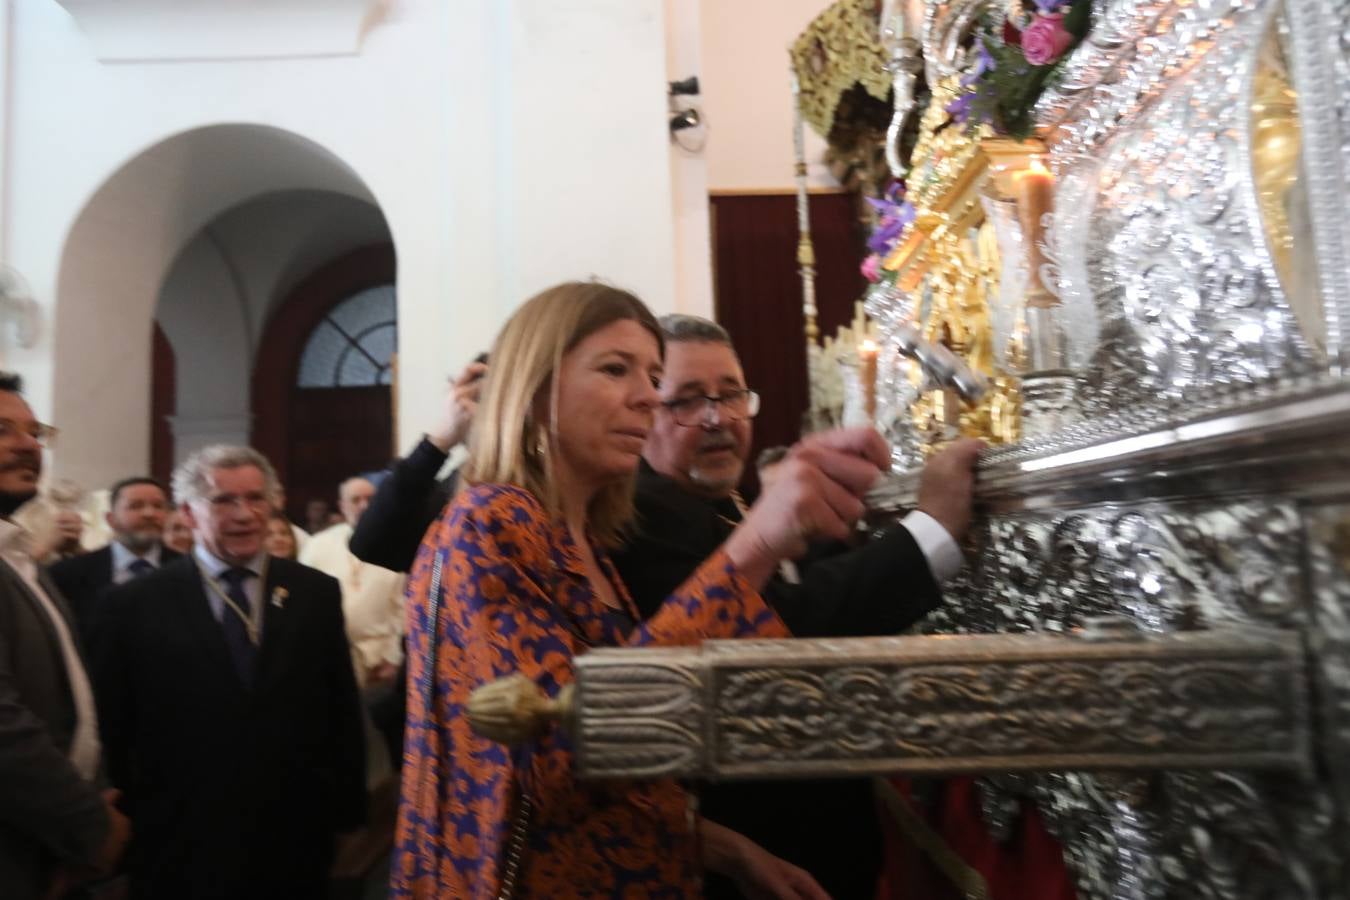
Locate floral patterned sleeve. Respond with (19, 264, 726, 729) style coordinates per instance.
(394, 484, 787, 900)
(632, 548, 790, 647)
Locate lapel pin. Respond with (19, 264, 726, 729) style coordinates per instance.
(271, 586, 288, 609)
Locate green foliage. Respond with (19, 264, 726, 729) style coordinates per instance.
(1063, 0, 1092, 38)
(958, 2, 1094, 140)
(968, 37, 1057, 140)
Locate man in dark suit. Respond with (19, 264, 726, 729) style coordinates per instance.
(0, 372, 130, 899)
(610, 316, 980, 900)
(50, 476, 180, 635)
(90, 445, 366, 900)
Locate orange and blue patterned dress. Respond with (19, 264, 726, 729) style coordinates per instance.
(391, 484, 789, 898)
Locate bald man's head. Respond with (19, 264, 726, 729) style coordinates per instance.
(338, 477, 375, 526)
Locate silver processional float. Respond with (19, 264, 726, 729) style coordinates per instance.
(473, 0, 1350, 896)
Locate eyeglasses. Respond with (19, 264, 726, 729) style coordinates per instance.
(661, 389, 760, 427)
(207, 492, 274, 512)
(0, 418, 58, 447)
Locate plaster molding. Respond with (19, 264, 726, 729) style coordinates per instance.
(54, 0, 385, 62)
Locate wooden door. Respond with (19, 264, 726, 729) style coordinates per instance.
(286, 385, 392, 519)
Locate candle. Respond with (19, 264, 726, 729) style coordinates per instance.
(1015, 160, 1057, 308)
(859, 339, 879, 422)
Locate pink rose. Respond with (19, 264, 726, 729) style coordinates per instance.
(861, 254, 882, 283)
(1021, 13, 1073, 66)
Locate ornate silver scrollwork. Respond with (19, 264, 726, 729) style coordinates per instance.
(1303, 504, 1350, 825)
(1072, 0, 1319, 418)
(931, 492, 1347, 900)
(574, 651, 705, 780)
(570, 629, 1307, 782)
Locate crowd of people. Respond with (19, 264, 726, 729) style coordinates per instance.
(0, 281, 979, 900)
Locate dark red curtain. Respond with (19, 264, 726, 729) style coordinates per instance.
(710, 191, 865, 495)
(150, 324, 176, 485)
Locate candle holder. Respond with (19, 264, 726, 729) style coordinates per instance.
(979, 150, 1103, 439)
(837, 350, 870, 429)
(863, 279, 926, 471)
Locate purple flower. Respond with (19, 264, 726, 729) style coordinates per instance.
(865, 184, 916, 256)
(974, 38, 995, 77)
(946, 91, 975, 124)
(896, 200, 916, 229)
(867, 216, 906, 254)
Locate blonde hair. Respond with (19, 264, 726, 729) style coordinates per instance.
(464, 281, 663, 546)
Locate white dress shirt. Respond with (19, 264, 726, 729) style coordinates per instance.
(110, 540, 163, 585)
(899, 510, 964, 584)
(194, 544, 267, 637)
(0, 519, 101, 781)
(290, 522, 309, 555)
(299, 522, 405, 686)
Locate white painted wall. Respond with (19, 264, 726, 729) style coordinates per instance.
(664, 0, 714, 318)
(662, 0, 841, 318)
(0, 0, 12, 263)
(499, 0, 677, 312)
(698, 0, 839, 192)
(2, 0, 681, 490)
(156, 235, 252, 439)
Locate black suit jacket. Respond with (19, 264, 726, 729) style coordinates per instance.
(0, 558, 109, 900)
(89, 555, 366, 900)
(49, 544, 182, 638)
(350, 437, 458, 573)
(616, 460, 943, 634)
(611, 461, 947, 900)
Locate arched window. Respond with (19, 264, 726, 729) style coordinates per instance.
(296, 284, 396, 388)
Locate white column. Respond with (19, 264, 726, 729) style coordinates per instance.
(168, 413, 252, 464)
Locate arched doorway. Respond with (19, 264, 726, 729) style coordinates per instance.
(151, 188, 393, 481)
(52, 124, 387, 492)
(252, 245, 397, 523)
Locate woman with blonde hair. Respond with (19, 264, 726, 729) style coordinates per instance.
(392, 281, 885, 898)
(263, 508, 299, 560)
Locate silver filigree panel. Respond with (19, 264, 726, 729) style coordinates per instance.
(1303, 503, 1350, 871)
(712, 656, 1300, 769)
(574, 657, 704, 780)
(1074, 0, 1319, 416)
(571, 630, 1306, 781)
(928, 497, 1347, 900)
(930, 501, 1308, 637)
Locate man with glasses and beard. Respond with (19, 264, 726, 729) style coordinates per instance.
(51, 477, 180, 636)
(611, 316, 981, 900)
(0, 372, 131, 898)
